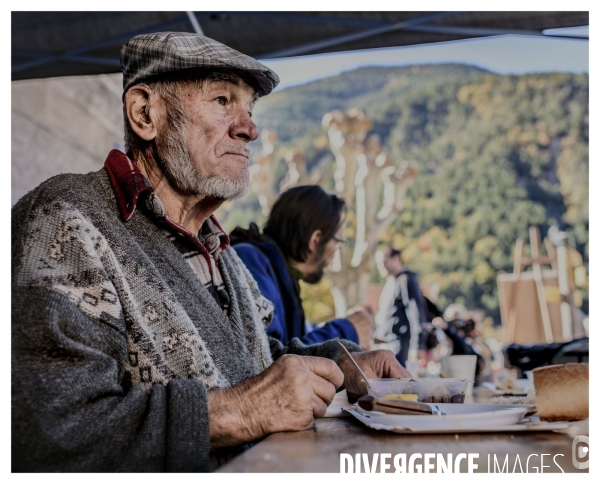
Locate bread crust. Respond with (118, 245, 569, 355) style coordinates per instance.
(533, 363, 589, 421)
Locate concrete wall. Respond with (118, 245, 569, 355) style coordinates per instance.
(11, 73, 124, 204)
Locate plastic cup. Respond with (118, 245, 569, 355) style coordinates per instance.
(405, 361, 420, 378)
(367, 378, 469, 403)
(441, 355, 477, 396)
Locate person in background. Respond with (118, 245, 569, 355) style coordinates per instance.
(230, 185, 376, 349)
(439, 303, 489, 381)
(425, 299, 479, 358)
(380, 246, 429, 366)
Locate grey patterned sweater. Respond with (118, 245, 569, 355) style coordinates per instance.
(11, 167, 360, 472)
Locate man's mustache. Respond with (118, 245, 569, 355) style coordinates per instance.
(221, 146, 250, 158)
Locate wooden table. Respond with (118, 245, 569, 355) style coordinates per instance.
(219, 394, 588, 473)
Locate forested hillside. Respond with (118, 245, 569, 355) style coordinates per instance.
(219, 64, 589, 323)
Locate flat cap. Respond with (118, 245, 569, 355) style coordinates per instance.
(121, 31, 279, 96)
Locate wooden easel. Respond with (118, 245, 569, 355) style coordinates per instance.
(506, 227, 557, 343)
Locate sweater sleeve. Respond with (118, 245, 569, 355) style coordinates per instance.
(303, 318, 358, 345)
(233, 243, 288, 342)
(269, 336, 362, 362)
(235, 244, 360, 346)
(11, 285, 211, 472)
(11, 193, 211, 472)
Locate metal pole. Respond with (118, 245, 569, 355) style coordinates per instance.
(187, 11, 204, 36)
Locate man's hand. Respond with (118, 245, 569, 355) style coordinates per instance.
(207, 354, 344, 449)
(336, 349, 411, 401)
(346, 307, 376, 350)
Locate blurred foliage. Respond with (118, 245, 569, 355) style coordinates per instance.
(221, 64, 588, 324)
(299, 278, 336, 324)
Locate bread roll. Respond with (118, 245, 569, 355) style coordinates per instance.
(533, 363, 589, 421)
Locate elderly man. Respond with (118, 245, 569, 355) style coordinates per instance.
(11, 32, 408, 472)
(230, 185, 376, 349)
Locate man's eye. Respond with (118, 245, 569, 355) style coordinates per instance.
(215, 96, 227, 105)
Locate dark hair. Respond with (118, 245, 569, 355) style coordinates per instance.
(387, 246, 402, 259)
(264, 185, 346, 262)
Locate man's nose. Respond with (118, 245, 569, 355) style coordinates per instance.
(230, 110, 259, 142)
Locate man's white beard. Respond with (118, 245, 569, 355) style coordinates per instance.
(195, 175, 248, 200)
(155, 122, 249, 200)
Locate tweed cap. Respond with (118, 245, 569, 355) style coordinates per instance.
(121, 31, 279, 96)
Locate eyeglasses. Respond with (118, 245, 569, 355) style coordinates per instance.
(332, 235, 347, 248)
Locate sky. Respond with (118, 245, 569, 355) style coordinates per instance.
(261, 26, 589, 92)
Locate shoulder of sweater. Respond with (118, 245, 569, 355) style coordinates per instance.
(13, 168, 112, 212)
(221, 246, 250, 272)
(399, 269, 418, 278)
(11, 169, 120, 266)
(233, 241, 287, 271)
(223, 245, 269, 273)
(229, 242, 270, 264)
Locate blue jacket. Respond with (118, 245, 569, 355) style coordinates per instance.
(232, 239, 358, 345)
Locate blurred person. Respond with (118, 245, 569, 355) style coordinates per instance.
(230, 185, 375, 350)
(380, 246, 429, 366)
(431, 302, 489, 381)
(11, 32, 409, 472)
(427, 300, 477, 357)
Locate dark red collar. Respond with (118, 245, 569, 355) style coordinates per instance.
(103, 149, 230, 251)
(104, 149, 153, 221)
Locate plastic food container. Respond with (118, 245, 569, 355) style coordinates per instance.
(367, 378, 470, 403)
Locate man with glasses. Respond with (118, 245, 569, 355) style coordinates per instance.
(231, 185, 376, 349)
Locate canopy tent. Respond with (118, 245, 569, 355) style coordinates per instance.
(12, 11, 589, 82)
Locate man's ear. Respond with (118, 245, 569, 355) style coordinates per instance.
(124, 86, 160, 141)
(307, 230, 322, 256)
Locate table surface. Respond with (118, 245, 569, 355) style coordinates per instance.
(219, 417, 586, 473)
(218, 390, 588, 473)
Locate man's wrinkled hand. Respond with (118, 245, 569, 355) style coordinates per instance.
(207, 354, 344, 449)
(336, 349, 411, 401)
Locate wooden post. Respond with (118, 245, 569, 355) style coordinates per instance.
(544, 237, 558, 272)
(529, 226, 554, 343)
(555, 233, 577, 341)
(507, 237, 524, 342)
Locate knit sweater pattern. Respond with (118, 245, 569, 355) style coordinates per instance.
(12, 166, 358, 472)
